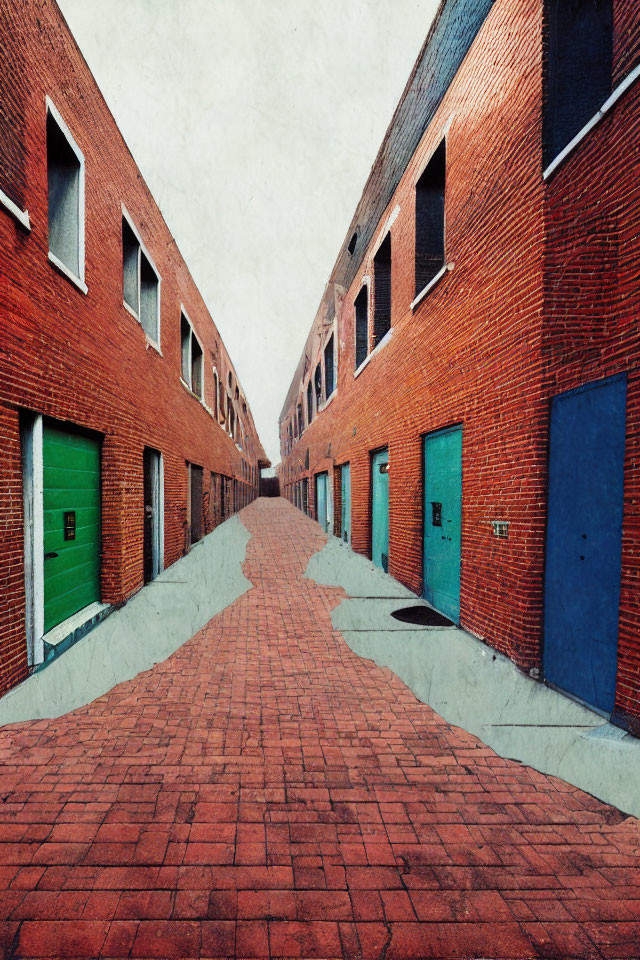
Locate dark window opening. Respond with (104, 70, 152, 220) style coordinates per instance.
(354, 286, 368, 370)
(297, 403, 304, 436)
(415, 139, 446, 297)
(314, 363, 323, 410)
(373, 234, 392, 345)
(324, 334, 335, 397)
(347, 232, 358, 256)
(307, 380, 313, 425)
(543, 0, 613, 166)
(47, 109, 81, 277)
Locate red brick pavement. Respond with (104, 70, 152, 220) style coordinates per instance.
(0, 498, 639, 959)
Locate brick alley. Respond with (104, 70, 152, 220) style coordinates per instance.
(0, 498, 639, 960)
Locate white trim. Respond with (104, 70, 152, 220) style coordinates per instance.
(144, 333, 162, 356)
(48, 250, 88, 294)
(121, 204, 159, 276)
(123, 299, 139, 322)
(543, 64, 640, 181)
(45, 96, 85, 285)
(354, 327, 393, 379)
(22, 414, 44, 666)
(373, 205, 400, 256)
(0, 188, 30, 230)
(410, 262, 451, 310)
(122, 205, 161, 346)
(317, 389, 337, 414)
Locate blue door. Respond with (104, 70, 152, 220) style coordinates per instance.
(544, 375, 626, 714)
(341, 463, 351, 545)
(315, 472, 329, 533)
(371, 449, 389, 571)
(423, 426, 462, 622)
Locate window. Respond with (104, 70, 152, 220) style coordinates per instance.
(354, 286, 369, 370)
(307, 380, 313, 425)
(46, 100, 84, 286)
(314, 363, 323, 410)
(122, 211, 160, 344)
(543, 0, 613, 166)
(297, 402, 304, 436)
(324, 334, 335, 398)
(219, 379, 225, 422)
(213, 369, 219, 419)
(373, 234, 391, 345)
(415, 140, 446, 297)
(180, 310, 204, 400)
(347, 232, 358, 256)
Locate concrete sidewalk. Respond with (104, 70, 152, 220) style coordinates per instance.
(306, 534, 640, 820)
(0, 498, 637, 960)
(0, 516, 252, 726)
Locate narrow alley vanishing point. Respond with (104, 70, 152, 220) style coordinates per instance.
(0, 499, 639, 960)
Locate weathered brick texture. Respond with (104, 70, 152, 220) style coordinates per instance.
(0, 0, 267, 696)
(279, 0, 640, 728)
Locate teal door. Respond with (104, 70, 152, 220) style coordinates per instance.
(341, 463, 351, 545)
(423, 426, 462, 622)
(315, 472, 329, 532)
(43, 424, 101, 633)
(371, 448, 389, 571)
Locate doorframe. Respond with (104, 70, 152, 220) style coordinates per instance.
(21, 413, 44, 666)
(369, 445, 389, 565)
(421, 422, 463, 616)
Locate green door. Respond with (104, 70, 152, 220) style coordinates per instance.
(341, 463, 351, 545)
(423, 426, 462, 622)
(371, 448, 389, 571)
(43, 424, 101, 633)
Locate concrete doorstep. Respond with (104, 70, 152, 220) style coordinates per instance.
(305, 535, 640, 820)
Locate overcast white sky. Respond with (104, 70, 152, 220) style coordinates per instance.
(57, 0, 439, 469)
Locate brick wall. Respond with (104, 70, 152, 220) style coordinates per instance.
(280, 0, 640, 725)
(0, 0, 266, 696)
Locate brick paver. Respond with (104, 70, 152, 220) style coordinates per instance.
(0, 498, 639, 959)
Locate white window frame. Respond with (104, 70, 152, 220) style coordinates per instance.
(0, 187, 30, 230)
(45, 96, 87, 294)
(121, 204, 162, 351)
(180, 307, 205, 401)
(21, 414, 45, 666)
(543, 62, 640, 180)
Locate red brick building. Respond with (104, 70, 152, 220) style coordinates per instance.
(279, 0, 640, 732)
(0, 0, 268, 697)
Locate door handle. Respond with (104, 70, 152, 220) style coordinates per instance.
(44, 552, 59, 560)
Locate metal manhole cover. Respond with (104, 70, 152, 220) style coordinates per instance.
(390, 605, 454, 627)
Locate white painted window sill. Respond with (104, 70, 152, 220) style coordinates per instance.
(0, 188, 30, 230)
(124, 302, 162, 354)
(543, 62, 640, 181)
(317, 390, 337, 414)
(48, 251, 88, 294)
(179, 376, 205, 406)
(354, 328, 393, 379)
(145, 335, 162, 356)
(411, 262, 451, 311)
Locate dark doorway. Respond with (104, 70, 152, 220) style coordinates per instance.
(143, 448, 163, 583)
(189, 463, 203, 545)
